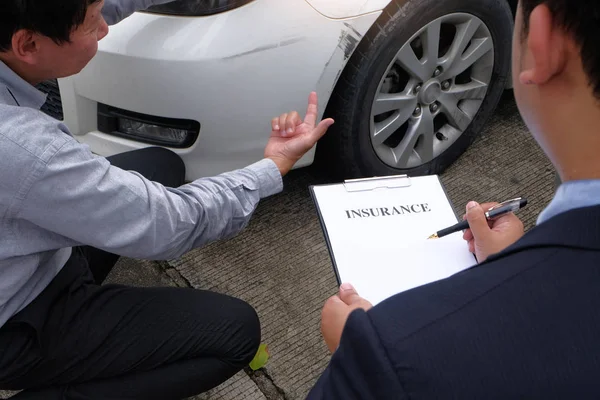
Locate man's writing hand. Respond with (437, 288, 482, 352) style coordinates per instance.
(321, 283, 373, 353)
(265, 92, 334, 176)
(463, 201, 524, 262)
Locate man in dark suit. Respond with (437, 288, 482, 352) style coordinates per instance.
(308, 0, 600, 398)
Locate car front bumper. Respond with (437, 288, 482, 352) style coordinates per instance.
(59, 0, 381, 179)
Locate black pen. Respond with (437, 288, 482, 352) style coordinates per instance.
(428, 197, 528, 240)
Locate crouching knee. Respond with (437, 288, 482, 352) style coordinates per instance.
(227, 298, 261, 367)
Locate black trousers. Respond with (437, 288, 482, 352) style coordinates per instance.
(0, 148, 261, 400)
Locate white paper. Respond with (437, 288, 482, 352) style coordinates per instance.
(312, 175, 476, 305)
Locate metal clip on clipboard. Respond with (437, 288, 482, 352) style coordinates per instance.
(342, 174, 412, 193)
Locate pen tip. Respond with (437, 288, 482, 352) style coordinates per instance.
(427, 234, 438, 240)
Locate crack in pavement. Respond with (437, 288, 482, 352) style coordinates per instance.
(245, 368, 288, 400)
(157, 260, 194, 288)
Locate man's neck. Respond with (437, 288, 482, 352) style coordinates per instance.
(0, 53, 43, 86)
(540, 92, 600, 182)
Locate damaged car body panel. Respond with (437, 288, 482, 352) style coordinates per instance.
(58, 0, 379, 178)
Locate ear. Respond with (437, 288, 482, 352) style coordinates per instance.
(10, 29, 41, 65)
(519, 4, 568, 86)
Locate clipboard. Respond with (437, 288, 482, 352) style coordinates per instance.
(310, 174, 475, 305)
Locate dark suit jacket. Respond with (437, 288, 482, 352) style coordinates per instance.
(308, 206, 600, 399)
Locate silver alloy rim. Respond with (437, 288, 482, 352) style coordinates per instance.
(370, 13, 495, 169)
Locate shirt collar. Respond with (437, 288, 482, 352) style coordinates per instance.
(537, 179, 600, 224)
(0, 60, 47, 110)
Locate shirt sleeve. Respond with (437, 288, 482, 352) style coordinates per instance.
(19, 136, 282, 260)
(307, 309, 407, 400)
(102, 0, 174, 25)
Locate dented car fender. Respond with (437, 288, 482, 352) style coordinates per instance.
(315, 13, 381, 104)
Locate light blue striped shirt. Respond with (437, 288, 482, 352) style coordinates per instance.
(537, 180, 600, 224)
(0, 0, 283, 328)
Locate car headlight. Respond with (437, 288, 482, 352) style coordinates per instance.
(146, 0, 256, 16)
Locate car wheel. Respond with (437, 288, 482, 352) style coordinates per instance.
(319, 0, 514, 179)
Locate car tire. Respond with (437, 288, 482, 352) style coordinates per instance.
(318, 0, 514, 179)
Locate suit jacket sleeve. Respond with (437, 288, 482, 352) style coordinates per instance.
(307, 309, 407, 400)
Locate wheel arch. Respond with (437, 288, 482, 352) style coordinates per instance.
(321, 0, 411, 121)
(322, 0, 516, 118)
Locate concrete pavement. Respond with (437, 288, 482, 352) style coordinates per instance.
(1, 93, 556, 399)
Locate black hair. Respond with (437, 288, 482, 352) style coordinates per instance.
(0, 0, 100, 52)
(521, 0, 600, 97)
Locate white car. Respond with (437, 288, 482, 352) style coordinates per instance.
(39, 0, 516, 180)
